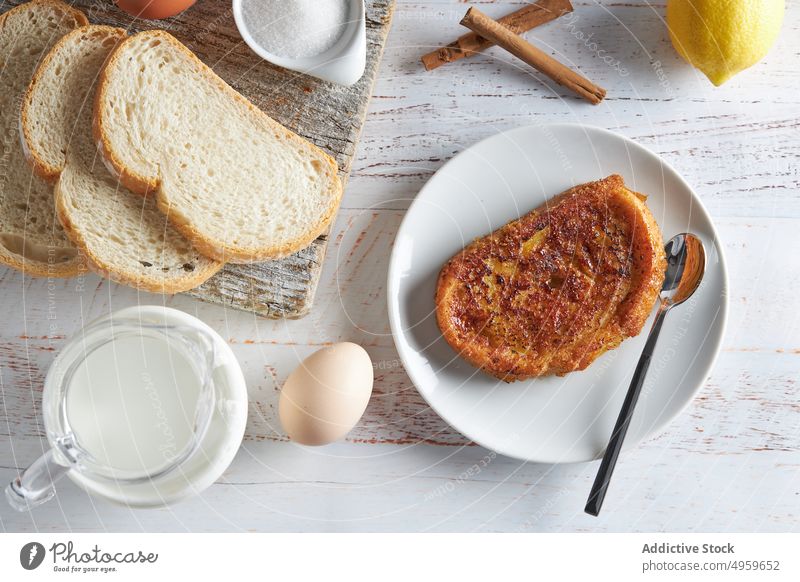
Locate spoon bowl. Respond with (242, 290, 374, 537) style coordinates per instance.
(662, 233, 706, 307)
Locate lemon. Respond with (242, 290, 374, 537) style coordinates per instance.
(666, 0, 785, 86)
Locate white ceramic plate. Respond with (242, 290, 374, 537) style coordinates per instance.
(387, 123, 728, 464)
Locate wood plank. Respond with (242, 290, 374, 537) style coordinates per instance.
(2, 438, 798, 532)
(2, 0, 397, 319)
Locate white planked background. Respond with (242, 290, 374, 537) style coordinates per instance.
(1, 0, 799, 532)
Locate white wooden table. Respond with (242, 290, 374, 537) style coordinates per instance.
(2, 0, 799, 532)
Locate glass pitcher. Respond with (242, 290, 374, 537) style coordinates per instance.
(5, 305, 248, 510)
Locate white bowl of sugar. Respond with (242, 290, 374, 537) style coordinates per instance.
(233, 0, 366, 86)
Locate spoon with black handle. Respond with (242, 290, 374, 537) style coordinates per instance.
(585, 233, 706, 517)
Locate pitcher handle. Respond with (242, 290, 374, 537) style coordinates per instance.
(5, 448, 70, 511)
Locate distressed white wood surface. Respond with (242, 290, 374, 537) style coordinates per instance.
(2, 0, 799, 532)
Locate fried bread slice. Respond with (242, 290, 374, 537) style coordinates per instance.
(436, 175, 666, 381)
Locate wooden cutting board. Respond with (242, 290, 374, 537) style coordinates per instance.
(6, 0, 396, 319)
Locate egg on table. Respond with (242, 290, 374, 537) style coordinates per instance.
(279, 342, 374, 446)
(116, 0, 196, 20)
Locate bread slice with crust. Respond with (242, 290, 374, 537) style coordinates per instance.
(93, 30, 343, 264)
(0, 0, 87, 277)
(436, 175, 666, 381)
(21, 25, 223, 293)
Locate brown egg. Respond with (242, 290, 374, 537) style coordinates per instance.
(279, 343, 374, 446)
(116, 0, 196, 20)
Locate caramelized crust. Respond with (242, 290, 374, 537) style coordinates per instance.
(435, 175, 666, 381)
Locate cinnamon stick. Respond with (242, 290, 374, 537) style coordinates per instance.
(460, 7, 606, 105)
(421, 0, 574, 71)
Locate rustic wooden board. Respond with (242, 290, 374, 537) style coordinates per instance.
(3, 0, 396, 319)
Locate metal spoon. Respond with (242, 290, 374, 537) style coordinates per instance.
(585, 233, 706, 517)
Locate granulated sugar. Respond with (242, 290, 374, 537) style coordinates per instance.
(241, 0, 350, 59)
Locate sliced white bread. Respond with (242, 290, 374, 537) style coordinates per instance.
(0, 0, 86, 277)
(94, 30, 343, 264)
(22, 25, 223, 293)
